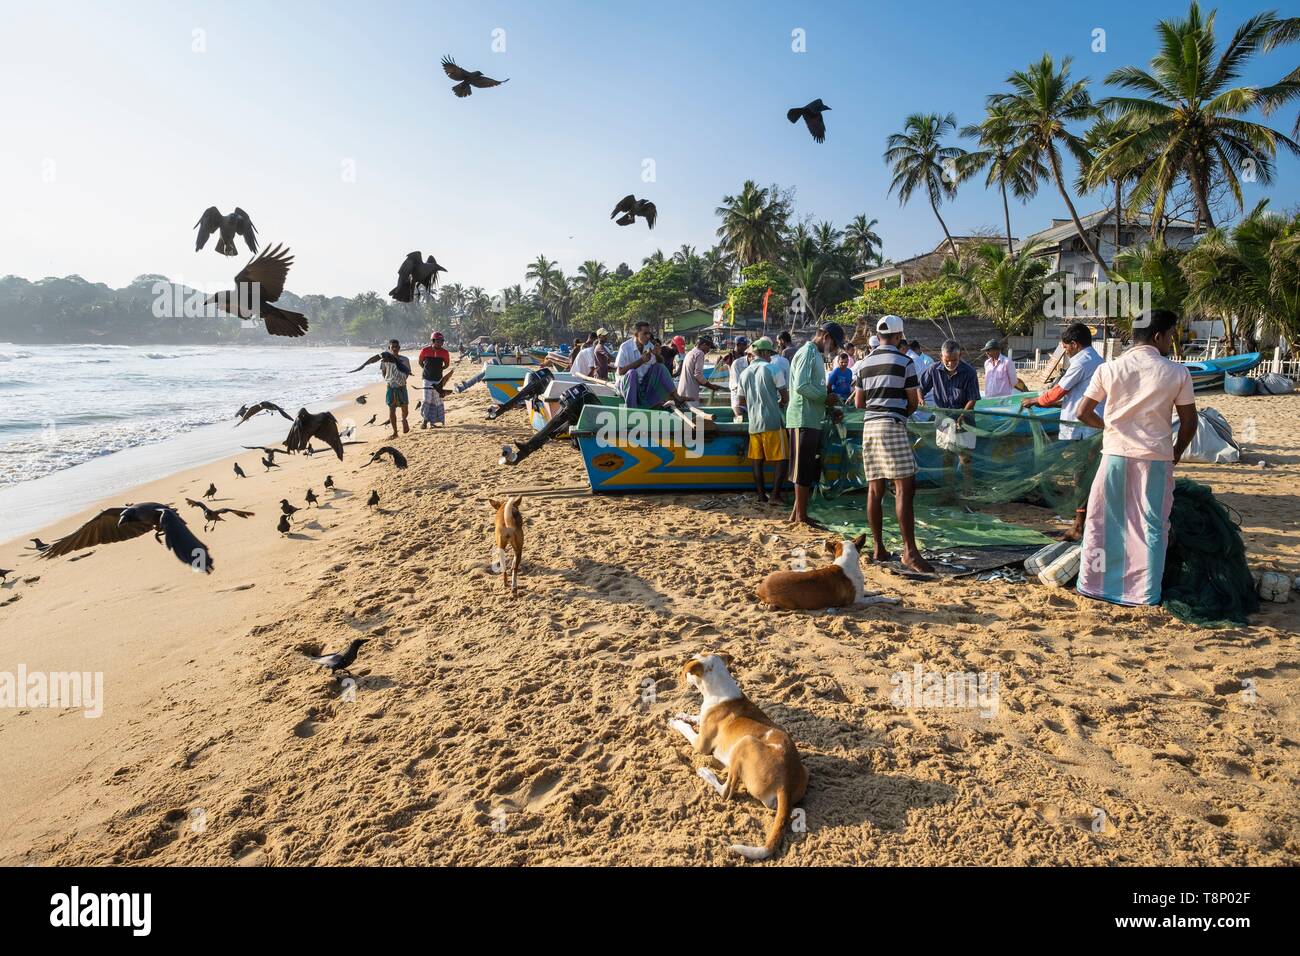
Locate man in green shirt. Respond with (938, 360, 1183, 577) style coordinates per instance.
(785, 321, 846, 525)
(737, 338, 790, 503)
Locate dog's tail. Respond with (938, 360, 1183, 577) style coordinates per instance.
(503, 494, 522, 532)
(730, 787, 791, 861)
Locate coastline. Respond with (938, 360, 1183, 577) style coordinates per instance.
(0, 379, 1297, 865)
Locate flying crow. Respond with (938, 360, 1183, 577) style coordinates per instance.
(389, 252, 447, 303)
(440, 56, 508, 98)
(787, 99, 831, 143)
(185, 499, 254, 531)
(284, 408, 345, 461)
(205, 244, 308, 337)
(235, 402, 292, 426)
(194, 206, 258, 256)
(363, 446, 408, 470)
(41, 503, 213, 572)
(610, 194, 656, 229)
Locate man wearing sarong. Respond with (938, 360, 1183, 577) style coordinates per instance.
(619, 349, 688, 410)
(417, 331, 451, 428)
(1074, 309, 1198, 606)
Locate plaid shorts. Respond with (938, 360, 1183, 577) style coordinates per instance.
(861, 417, 916, 481)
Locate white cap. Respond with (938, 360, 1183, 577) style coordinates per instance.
(869, 335, 880, 348)
(876, 314, 905, 335)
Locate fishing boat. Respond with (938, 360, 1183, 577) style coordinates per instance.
(1181, 352, 1262, 391)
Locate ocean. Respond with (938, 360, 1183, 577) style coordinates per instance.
(0, 343, 377, 543)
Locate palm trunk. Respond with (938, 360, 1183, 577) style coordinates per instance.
(1000, 179, 1014, 256)
(929, 190, 959, 258)
(1191, 165, 1215, 232)
(1049, 150, 1108, 278)
(1114, 180, 1122, 252)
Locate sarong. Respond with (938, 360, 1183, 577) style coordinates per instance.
(620, 363, 674, 409)
(422, 382, 445, 425)
(1076, 454, 1175, 606)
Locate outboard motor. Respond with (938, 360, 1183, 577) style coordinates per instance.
(456, 369, 486, 393)
(501, 384, 597, 466)
(486, 367, 553, 420)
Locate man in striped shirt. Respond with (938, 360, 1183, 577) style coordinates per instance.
(852, 315, 933, 573)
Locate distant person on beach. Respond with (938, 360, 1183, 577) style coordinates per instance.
(786, 320, 845, 525)
(417, 332, 450, 428)
(778, 330, 796, 362)
(592, 329, 613, 381)
(737, 338, 789, 503)
(982, 339, 1016, 398)
(677, 334, 724, 403)
(1074, 309, 1197, 607)
(854, 315, 932, 573)
(827, 352, 853, 400)
(1021, 321, 1105, 539)
(380, 339, 412, 438)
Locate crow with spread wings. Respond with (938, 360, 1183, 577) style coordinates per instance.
(185, 499, 255, 532)
(284, 408, 345, 461)
(40, 503, 214, 573)
(205, 244, 308, 337)
(194, 206, 258, 256)
(610, 195, 656, 229)
(235, 402, 293, 426)
(389, 252, 447, 303)
(440, 56, 508, 98)
(787, 99, 831, 143)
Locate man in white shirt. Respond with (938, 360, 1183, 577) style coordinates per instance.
(616, 322, 655, 389)
(727, 336, 750, 417)
(570, 341, 597, 378)
(981, 339, 1016, 397)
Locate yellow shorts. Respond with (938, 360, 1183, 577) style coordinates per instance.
(747, 429, 788, 462)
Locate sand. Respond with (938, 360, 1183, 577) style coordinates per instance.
(0, 372, 1297, 866)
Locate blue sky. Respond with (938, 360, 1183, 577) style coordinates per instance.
(2, 0, 1296, 297)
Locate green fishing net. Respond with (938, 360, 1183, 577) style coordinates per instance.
(1161, 478, 1260, 628)
(808, 402, 1102, 551)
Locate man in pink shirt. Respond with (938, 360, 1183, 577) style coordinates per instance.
(981, 339, 1016, 398)
(1073, 310, 1198, 606)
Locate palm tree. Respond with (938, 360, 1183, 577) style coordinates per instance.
(642, 249, 666, 267)
(958, 103, 1046, 254)
(1182, 201, 1300, 349)
(843, 215, 884, 270)
(940, 239, 1058, 334)
(525, 255, 562, 301)
(1110, 240, 1191, 321)
(574, 260, 609, 299)
(995, 54, 1107, 274)
(782, 234, 852, 324)
(715, 180, 791, 267)
(701, 246, 734, 296)
(1077, 115, 1145, 251)
(884, 112, 966, 257)
(1259, 15, 1300, 136)
(1100, 3, 1300, 231)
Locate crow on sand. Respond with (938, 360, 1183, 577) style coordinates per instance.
(234, 462, 247, 478)
(305, 488, 318, 507)
(366, 490, 380, 509)
(261, 455, 279, 472)
(309, 638, 368, 677)
(323, 475, 335, 490)
(185, 499, 254, 532)
(202, 483, 217, 500)
(277, 514, 292, 536)
(279, 499, 300, 521)
(363, 446, 408, 470)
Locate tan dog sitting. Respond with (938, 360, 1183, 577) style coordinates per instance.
(669, 653, 809, 860)
(488, 495, 523, 595)
(756, 533, 899, 611)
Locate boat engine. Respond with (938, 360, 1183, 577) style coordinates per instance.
(486, 367, 554, 420)
(501, 384, 598, 466)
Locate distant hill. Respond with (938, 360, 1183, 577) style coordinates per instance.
(0, 274, 437, 345)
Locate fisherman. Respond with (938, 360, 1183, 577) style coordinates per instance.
(380, 339, 412, 438)
(981, 338, 1016, 398)
(677, 334, 725, 403)
(417, 331, 450, 428)
(1020, 321, 1105, 539)
(737, 338, 789, 504)
(1073, 309, 1198, 606)
(786, 320, 845, 526)
(918, 339, 980, 502)
(853, 315, 932, 573)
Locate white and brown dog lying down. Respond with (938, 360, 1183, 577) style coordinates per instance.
(756, 533, 900, 610)
(669, 653, 809, 861)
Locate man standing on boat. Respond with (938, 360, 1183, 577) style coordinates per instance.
(1074, 309, 1198, 607)
(786, 320, 845, 526)
(737, 338, 789, 504)
(1020, 322, 1104, 539)
(677, 334, 725, 403)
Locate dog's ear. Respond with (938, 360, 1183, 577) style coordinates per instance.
(488, 498, 502, 511)
(716, 652, 734, 670)
(823, 538, 838, 555)
(681, 658, 704, 682)
(851, 533, 867, 551)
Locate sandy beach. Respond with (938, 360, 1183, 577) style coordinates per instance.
(0, 373, 1296, 866)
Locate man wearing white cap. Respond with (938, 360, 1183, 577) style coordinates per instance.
(852, 315, 933, 573)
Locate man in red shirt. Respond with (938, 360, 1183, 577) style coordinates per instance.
(417, 331, 452, 428)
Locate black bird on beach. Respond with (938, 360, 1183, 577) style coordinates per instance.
(305, 488, 318, 507)
(610, 194, 657, 229)
(363, 446, 408, 470)
(305, 444, 317, 457)
(41, 503, 213, 573)
(202, 483, 217, 500)
(205, 244, 308, 338)
(234, 462, 247, 479)
(366, 490, 380, 509)
(261, 455, 280, 472)
(279, 498, 300, 518)
(242, 445, 287, 458)
(194, 206, 258, 256)
(0, 569, 12, 582)
(364, 414, 378, 427)
(283, 408, 345, 461)
(235, 402, 293, 426)
(28, 538, 48, 552)
(787, 99, 830, 143)
(185, 498, 254, 531)
(323, 475, 334, 490)
(440, 56, 508, 98)
(309, 638, 368, 677)
(356, 394, 367, 405)
(277, 513, 292, 536)
(389, 252, 448, 303)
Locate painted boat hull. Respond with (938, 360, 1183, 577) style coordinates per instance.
(1182, 352, 1261, 391)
